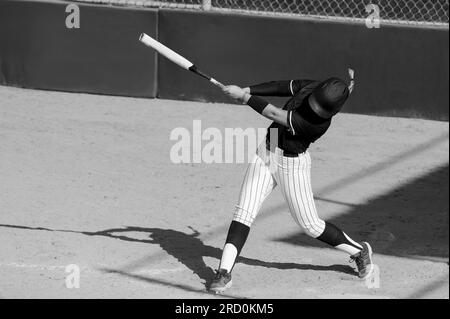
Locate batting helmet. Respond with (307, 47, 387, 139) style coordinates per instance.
(308, 77, 350, 119)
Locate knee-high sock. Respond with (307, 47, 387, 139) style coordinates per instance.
(219, 221, 250, 272)
(317, 222, 362, 255)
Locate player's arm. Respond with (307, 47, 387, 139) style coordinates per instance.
(243, 79, 316, 97)
(260, 104, 289, 127)
(242, 81, 292, 97)
(223, 85, 289, 127)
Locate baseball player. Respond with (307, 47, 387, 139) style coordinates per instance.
(209, 70, 375, 293)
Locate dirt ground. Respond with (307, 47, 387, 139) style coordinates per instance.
(0, 85, 448, 299)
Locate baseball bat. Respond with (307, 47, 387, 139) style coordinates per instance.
(138, 33, 224, 88)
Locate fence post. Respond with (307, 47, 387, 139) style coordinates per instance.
(202, 0, 212, 10)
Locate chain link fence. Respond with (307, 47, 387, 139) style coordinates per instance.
(75, 0, 449, 26)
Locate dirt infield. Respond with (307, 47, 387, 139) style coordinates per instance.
(0, 86, 448, 299)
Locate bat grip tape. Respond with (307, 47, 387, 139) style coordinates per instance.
(188, 65, 211, 81)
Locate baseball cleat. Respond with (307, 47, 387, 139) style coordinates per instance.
(209, 269, 232, 294)
(350, 242, 374, 279)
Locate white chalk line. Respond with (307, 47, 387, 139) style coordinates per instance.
(318, 293, 391, 299)
(0, 262, 186, 276)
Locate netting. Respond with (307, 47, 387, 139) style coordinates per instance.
(75, 0, 203, 9)
(214, 0, 449, 25)
(75, 0, 449, 26)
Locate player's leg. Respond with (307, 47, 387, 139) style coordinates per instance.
(210, 152, 276, 292)
(277, 152, 373, 278)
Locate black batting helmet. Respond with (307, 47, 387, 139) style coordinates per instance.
(308, 77, 350, 119)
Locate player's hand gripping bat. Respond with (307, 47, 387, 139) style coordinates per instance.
(139, 33, 224, 89)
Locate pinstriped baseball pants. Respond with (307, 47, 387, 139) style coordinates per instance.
(233, 145, 326, 238)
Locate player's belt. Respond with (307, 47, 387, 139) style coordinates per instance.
(269, 145, 300, 157)
(283, 150, 299, 157)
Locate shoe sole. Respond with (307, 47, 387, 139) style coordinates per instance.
(360, 242, 374, 280)
(209, 280, 232, 294)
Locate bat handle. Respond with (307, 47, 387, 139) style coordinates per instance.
(210, 78, 225, 89)
(189, 65, 225, 89)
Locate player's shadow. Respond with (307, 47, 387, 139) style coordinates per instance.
(76, 226, 357, 286)
(0, 223, 356, 288)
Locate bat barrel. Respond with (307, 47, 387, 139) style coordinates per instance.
(139, 32, 224, 88)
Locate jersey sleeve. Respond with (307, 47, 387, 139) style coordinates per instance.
(249, 81, 291, 96)
(290, 79, 317, 95)
(249, 79, 317, 97)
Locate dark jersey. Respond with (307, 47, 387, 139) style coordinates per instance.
(250, 79, 331, 154)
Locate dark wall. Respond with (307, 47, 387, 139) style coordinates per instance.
(158, 9, 449, 120)
(0, 0, 158, 97)
(0, 2, 448, 120)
